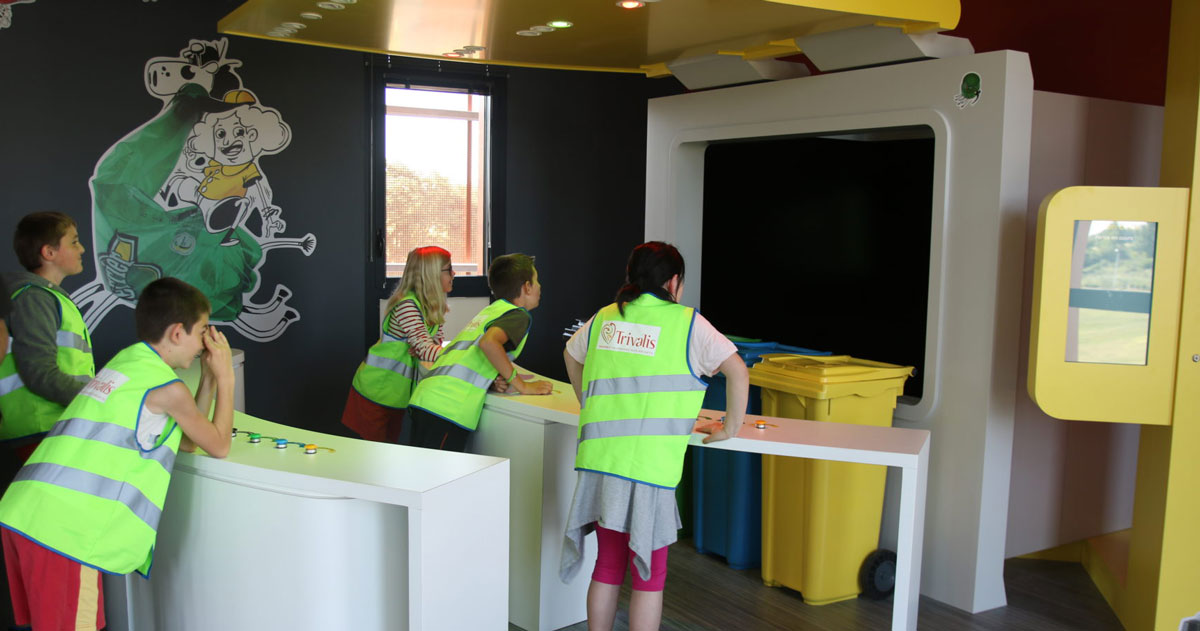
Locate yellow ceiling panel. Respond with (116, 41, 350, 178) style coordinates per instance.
(218, 0, 960, 74)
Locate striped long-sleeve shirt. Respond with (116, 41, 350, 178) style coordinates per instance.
(385, 299, 444, 362)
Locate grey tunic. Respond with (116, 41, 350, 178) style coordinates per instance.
(559, 470, 681, 583)
(4, 271, 88, 406)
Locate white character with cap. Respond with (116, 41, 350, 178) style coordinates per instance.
(166, 89, 292, 246)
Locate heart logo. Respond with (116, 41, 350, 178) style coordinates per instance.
(601, 322, 616, 344)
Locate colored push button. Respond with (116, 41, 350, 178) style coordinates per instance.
(304, 444, 317, 454)
(755, 420, 768, 430)
(275, 438, 288, 449)
(249, 433, 261, 443)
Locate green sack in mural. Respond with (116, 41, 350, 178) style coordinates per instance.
(73, 39, 316, 341)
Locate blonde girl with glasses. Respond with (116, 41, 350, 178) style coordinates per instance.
(342, 246, 454, 443)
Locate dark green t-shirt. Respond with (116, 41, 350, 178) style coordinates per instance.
(488, 309, 531, 352)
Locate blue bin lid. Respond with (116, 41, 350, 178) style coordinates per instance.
(732, 341, 830, 367)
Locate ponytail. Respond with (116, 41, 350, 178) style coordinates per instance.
(615, 241, 686, 316)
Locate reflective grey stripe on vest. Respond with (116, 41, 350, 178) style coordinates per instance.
(0, 373, 24, 397)
(582, 374, 707, 406)
(46, 418, 176, 474)
(15, 462, 162, 531)
(56, 330, 91, 353)
(0, 371, 88, 398)
(578, 417, 697, 442)
(427, 363, 493, 389)
(364, 354, 417, 380)
(444, 340, 475, 353)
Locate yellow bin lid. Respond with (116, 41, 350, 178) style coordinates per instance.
(748, 354, 914, 399)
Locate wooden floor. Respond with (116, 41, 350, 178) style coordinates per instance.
(535, 539, 1125, 631)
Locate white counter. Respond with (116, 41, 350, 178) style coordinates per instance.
(108, 412, 510, 631)
(471, 377, 590, 631)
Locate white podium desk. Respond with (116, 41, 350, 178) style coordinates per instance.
(106, 413, 510, 631)
(471, 377, 589, 631)
(694, 409, 931, 631)
(471, 382, 931, 631)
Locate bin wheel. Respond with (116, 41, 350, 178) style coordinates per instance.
(859, 549, 897, 600)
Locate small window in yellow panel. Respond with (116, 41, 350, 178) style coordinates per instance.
(1066, 220, 1157, 366)
(1028, 187, 1187, 425)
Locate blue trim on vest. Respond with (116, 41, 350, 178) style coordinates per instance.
(573, 466, 679, 490)
(408, 405, 477, 432)
(684, 309, 707, 386)
(133, 342, 184, 453)
(135, 380, 183, 453)
(0, 524, 125, 577)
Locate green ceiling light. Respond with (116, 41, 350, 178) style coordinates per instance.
(547, 20, 573, 28)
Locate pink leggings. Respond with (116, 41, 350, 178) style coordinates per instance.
(591, 524, 669, 592)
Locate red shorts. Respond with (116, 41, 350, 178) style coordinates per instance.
(2, 528, 105, 631)
(341, 387, 407, 443)
(591, 524, 669, 592)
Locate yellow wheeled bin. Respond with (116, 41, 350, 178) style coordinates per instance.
(750, 354, 912, 605)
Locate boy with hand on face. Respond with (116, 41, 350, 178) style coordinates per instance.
(0, 212, 94, 461)
(406, 253, 553, 452)
(0, 277, 235, 631)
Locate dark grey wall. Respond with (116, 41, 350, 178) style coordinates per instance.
(0, 0, 680, 434)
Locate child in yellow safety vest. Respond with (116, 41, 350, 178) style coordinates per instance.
(559, 241, 749, 631)
(342, 245, 454, 443)
(0, 212, 94, 463)
(0, 277, 236, 631)
(406, 253, 553, 452)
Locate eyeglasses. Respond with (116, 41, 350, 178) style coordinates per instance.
(441, 267, 455, 276)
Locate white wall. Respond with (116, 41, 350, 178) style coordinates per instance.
(1004, 92, 1162, 557)
(377, 296, 490, 341)
(646, 50, 1033, 613)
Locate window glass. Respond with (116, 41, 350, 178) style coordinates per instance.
(383, 84, 487, 277)
(1066, 220, 1157, 365)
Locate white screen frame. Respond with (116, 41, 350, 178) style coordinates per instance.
(649, 110, 949, 422)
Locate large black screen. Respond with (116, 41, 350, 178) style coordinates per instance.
(700, 127, 935, 402)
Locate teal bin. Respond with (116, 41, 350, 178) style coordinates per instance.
(691, 340, 828, 569)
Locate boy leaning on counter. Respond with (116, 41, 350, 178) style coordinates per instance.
(0, 277, 235, 631)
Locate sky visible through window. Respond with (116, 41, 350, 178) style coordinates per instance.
(384, 85, 486, 277)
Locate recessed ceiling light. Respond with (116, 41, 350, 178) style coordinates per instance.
(616, 0, 644, 8)
(444, 52, 463, 57)
(316, 2, 344, 10)
(530, 25, 555, 33)
(547, 20, 573, 28)
(300, 12, 322, 19)
(281, 22, 306, 29)
(516, 30, 541, 36)
(268, 30, 293, 37)
(463, 45, 486, 52)
(332, 0, 357, 3)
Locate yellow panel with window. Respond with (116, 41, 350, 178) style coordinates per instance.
(1028, 185, 1188, 426)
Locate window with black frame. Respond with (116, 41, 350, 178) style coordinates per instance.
(371, 65, 505, 299)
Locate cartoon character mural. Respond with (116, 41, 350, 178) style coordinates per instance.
(0, 0, 36, 30)
(72, 39, 316, 342)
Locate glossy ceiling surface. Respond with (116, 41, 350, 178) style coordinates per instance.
(219, 0, 960, 74)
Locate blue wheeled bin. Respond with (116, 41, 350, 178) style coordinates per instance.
(691, 340, 828, 569)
